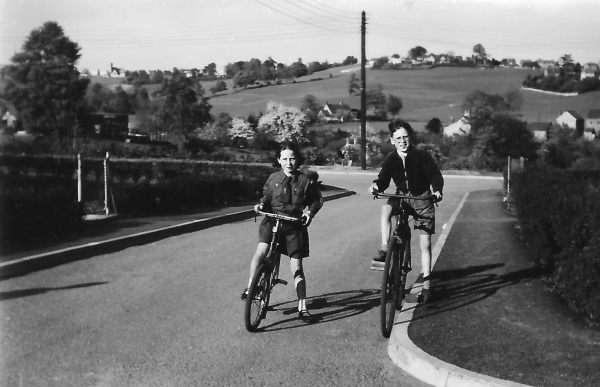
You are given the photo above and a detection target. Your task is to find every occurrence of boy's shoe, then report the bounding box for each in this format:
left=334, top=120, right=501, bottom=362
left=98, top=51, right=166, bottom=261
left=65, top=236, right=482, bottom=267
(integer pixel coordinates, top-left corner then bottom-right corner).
left=370, top=250, right=386, bottom=270
left=419, top=288, right=432, bottom=304
left=372, top=249, right=387, bottom=263
left=240, top=288, right=249, bottom=301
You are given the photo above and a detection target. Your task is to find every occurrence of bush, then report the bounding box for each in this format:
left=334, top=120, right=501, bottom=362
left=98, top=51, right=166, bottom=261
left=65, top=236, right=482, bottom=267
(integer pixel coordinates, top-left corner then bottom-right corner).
left=512, top=166, right=600, bottom=327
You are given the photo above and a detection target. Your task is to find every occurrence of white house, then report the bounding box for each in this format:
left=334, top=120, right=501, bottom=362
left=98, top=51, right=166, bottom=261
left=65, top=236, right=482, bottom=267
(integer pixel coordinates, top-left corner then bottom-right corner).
left=555, top=110, right=584, bottom=132
left=527, top=122, right=550, bottom=142
left=584, top=109, right=600, bottom=139
left=581, top=63, right=600, bottom=81
left=443, top=111, right=470, bottom=137
left=1, top=106, right=17, bottom=128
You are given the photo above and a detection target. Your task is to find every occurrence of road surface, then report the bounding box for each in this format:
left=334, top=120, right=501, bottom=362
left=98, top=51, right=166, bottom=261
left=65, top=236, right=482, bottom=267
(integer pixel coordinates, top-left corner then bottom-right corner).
left=0, top=171, right=502, bottom=386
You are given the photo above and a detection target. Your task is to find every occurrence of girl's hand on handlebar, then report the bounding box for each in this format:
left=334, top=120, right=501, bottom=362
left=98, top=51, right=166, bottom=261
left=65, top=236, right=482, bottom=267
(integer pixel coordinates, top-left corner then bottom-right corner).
left=368, top=183, right=379, bottom=195
left=432, top=191, right=443, bottom=202
left=254, top=203, right=264, bottom=213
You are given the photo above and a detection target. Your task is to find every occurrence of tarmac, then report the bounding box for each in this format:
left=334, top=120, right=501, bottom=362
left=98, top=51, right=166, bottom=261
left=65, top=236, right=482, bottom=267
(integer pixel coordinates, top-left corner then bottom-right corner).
left=1, top=185, right=598, bottom=387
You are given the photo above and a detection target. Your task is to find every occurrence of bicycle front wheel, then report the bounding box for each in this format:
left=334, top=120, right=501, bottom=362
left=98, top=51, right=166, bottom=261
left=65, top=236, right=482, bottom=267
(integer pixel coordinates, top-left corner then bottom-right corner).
left=244, top=264, right=271, bottom=332
left=380, top=239, right=402, bottom=338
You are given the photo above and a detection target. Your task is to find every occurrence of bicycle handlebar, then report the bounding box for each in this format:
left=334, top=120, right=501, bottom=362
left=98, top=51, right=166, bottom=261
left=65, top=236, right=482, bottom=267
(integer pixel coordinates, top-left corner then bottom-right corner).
left=372, top=191, right=438, bottom=202
left=256, top=210, right=302, bottom=223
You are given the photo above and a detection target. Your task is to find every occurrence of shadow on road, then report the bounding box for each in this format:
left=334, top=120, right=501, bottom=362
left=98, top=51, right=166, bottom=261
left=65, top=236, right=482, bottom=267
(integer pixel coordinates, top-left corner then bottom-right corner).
left=0, top=281, right=109, bottom=301
left=396, top=263, right=542, bottom=324
left=252, top=288, right=380, bottom=332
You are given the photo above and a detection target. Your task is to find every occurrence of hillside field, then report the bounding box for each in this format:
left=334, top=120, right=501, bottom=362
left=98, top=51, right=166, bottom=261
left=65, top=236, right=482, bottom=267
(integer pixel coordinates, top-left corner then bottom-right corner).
left=4, top=66, right=598, bottom=134
left=207, top=66, right=600, bottom=128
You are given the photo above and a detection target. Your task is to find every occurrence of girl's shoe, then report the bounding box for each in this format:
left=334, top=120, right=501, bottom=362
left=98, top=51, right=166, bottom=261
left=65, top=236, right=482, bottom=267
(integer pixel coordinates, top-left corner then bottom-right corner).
left=298, top=309, right=317, bottom=323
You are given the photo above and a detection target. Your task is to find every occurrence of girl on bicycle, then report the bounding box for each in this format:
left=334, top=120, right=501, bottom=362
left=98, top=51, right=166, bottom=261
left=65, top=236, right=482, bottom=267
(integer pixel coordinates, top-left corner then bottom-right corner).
left=241, top=141, right=323, bottom=322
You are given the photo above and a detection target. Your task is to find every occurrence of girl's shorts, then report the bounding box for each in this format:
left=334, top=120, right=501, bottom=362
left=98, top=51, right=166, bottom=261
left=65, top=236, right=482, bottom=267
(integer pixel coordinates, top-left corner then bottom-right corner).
left=258, top=217, right=309, bottom=258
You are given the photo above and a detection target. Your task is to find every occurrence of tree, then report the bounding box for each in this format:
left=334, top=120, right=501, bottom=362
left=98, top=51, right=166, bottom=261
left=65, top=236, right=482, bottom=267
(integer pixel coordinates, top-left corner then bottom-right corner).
left=202, top=63, right=217, bottom=78
left=228, top=117, right=255, bottom=146
left=473, top=43, right=487, bottom=64
left=342, top=56, right=358, bottom=65
left=366, top=84, right=387, bottom=120
left=301, top=94, right=320, bottom=124
left=386, top=94, right=403, bottom=118
left=425, top=118, right=443, bottom=135
left=210, top=80, right=227, bottom=94
left=289, top=58, right=308, bottom=78
left=504, top=89, right=523, bottom=113
left=154, top=69, right=212, bottom=139
left=257, top=102, right=308, bottom=143
left=409, top=46, right=427, bottom=60
left=371, top=56, right=389, bottom=69
left=348, top=72, right=360, bottom=95
left=463, top=90, right=509, bottom=131
left=2, top=21, right=89, bottom=151
left=232, top=71, right=256, bottom=88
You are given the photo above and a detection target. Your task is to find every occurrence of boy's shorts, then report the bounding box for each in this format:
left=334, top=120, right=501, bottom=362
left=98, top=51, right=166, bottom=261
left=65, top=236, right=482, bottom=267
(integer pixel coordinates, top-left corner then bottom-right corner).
left=258, top=217, right=309, bottom=259
left=388, top=190, right=436, bottom=234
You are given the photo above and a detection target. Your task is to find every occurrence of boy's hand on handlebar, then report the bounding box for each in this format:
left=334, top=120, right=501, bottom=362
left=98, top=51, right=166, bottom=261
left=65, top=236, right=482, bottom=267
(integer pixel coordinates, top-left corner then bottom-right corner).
left=254, top=203, right=264, bottom=213
left=432, top=191, right=443, bottom=202
left=301, top=213, right=313, bottom=226
left=368, top=183, right=379, bottom=195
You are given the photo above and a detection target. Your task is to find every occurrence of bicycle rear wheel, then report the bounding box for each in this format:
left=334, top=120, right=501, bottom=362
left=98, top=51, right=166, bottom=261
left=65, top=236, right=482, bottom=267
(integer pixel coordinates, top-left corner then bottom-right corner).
left=380, top=240, right=402, bottom=338
left=244, top=264, right=271, bottom=332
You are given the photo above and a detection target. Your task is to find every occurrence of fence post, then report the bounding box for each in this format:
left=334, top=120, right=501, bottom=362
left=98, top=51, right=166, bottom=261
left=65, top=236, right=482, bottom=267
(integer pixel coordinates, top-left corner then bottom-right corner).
left=104, top=152, right=110, bottom=215
left=77, top=153, right=82, bottom=203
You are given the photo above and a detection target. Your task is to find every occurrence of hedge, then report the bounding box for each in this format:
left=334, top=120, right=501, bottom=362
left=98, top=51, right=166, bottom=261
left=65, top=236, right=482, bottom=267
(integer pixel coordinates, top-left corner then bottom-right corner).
left=0, top=154, right=275, bottom=254
left=512, top=165, right=600, bottom=327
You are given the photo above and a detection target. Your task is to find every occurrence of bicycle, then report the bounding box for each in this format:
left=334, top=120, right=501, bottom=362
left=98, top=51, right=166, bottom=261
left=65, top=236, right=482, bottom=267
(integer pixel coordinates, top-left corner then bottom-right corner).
left=372, top=191, right=436, bottom=338
left=244, top=210, right=301, bottom=332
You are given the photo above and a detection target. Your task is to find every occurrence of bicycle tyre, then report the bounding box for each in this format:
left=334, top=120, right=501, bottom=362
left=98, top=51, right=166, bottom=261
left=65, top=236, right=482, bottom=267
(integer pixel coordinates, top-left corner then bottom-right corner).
left=244, top=264, right=271, bottom=332
left=380, top=239, right=401, bottom=338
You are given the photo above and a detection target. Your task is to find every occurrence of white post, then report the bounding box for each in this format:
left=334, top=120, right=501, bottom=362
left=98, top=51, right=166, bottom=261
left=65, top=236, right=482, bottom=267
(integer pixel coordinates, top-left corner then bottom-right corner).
left=77, top=153, right=82, bottom=203
left=104, top=152, right=110, bottom=215
left=506, top=156, right=511, bottom=197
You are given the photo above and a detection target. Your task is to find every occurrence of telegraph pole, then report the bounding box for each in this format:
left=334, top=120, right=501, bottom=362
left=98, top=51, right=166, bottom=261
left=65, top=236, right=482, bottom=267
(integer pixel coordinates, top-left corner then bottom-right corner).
left=360, top=11, right=367, bottom=170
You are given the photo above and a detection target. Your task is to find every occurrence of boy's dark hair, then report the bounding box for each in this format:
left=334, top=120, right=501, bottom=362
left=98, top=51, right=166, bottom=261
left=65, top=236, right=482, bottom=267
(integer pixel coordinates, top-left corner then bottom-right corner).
left=273, top=141, right=305, bottom=167
left=388, top=119, right=415, bottom=139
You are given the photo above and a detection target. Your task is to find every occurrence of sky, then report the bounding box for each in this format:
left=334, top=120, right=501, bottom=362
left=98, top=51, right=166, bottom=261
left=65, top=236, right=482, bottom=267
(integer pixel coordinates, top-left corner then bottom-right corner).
left=1, top=0, right=599, bottom=74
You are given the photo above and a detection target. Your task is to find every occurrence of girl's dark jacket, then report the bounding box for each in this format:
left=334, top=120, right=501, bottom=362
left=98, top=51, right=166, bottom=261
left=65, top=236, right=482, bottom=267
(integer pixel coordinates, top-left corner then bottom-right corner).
left=260, top=170, right=323, bottom=218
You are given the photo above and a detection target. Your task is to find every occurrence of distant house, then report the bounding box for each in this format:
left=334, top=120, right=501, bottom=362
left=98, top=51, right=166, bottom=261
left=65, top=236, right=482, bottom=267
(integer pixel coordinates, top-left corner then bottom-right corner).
left=443, top=111, right=470, bottom=137
left=1, top=103, right=17, bottom=129
left=422, top=54, right=436, bottom=64
left=501, top=58, right=517, bottom=67
left=537, top=59, right=557, bottom=69
left=580, top=63, right=600, bottom=80
left=318, top=102, right=353, bottom=123
left=527, top=122, right=551, bottom=142
left=555, top=110, right=585, bottom=135
left=583, top=127, right=597, bottom=141
left=389, top=55, right=402, bottom=65
left=544, top=65, right=559, bottom=78
left=585, top=109, right=600, bottom=139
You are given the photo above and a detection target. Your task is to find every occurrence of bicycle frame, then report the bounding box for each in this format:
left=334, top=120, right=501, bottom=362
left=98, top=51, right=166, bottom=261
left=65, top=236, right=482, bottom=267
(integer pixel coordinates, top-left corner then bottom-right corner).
left=373, top=191, right=434, bottom=337
left=244, top=210, right=301, bottom=332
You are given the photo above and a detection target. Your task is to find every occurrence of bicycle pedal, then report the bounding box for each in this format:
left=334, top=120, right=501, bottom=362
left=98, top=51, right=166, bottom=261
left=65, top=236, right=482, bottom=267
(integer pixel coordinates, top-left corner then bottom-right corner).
left=274, top=279, right=288, bottom=285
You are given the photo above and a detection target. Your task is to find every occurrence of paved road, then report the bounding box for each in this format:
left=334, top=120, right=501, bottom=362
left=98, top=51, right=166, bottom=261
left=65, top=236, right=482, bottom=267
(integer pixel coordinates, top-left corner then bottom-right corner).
left=0, top=171, right=502, bottom=386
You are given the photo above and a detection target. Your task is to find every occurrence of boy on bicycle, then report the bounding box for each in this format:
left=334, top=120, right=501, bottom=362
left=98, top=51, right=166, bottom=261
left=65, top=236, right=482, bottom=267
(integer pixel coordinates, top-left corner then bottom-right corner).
left=242, top=141, right=323, bottom=322
left=368, top=119, right=443, bottom=303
